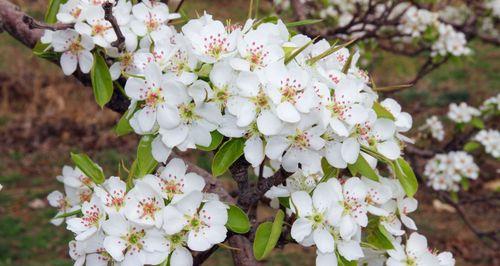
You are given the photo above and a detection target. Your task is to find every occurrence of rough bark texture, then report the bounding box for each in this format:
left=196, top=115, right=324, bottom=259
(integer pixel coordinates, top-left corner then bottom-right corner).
left=0, top=0, right=43, bottom=48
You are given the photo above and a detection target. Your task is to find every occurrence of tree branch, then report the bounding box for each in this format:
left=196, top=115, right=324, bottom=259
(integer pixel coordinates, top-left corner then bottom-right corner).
left=0, top=1, right=252, bottom=263
left=102, top=2, right=125, bottom=51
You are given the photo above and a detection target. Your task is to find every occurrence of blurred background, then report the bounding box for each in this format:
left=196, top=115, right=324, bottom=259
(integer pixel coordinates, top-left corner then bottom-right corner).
left=0, top=0, right=498, bottom=265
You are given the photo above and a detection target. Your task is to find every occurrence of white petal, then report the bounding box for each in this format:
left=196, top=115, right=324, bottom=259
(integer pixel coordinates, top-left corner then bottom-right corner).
left=257, top=110, right=282, bottom=136
left=313, top=229, right=335, bottom=253
left=290, top=191, right=313, bottom=217
left=290, top=217, right=312, bottom=242
left=337, top=240, right=364, bottom=261
left=341, top=138, right=360, bottom=164
left=244, top=137, right=265, bottom=167
left=276, top=102, right=300, bottom=123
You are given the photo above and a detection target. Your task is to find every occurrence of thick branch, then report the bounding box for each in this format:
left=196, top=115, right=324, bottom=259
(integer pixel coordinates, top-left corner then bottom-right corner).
left=0, top=0, right=43, bottom=48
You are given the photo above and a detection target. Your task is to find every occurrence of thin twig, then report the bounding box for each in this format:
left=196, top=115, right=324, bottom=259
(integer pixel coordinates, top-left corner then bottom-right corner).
left=175, top=0, right=186, bottom=13
left=102, top=2, right=125, bottom=51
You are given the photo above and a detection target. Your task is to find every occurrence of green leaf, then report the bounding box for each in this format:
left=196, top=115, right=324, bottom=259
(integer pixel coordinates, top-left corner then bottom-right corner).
left=114, top=107, right=136, bottom=136
left=278, top=197, right=290, bottom=209
left=211, top=138, right=245, bottom=177
left=284, top=37, right=316, bottom=65
left=365, top=217, right=394, bottom=250
left=463, top=141, right=481, bottom=152
left=285, top=19, right=323, bottom=28
left=253, top=210, right=285, bottom=260
left=226, top=205, right=251, bottom=234
left=45, top=0, right=67, bottom=23
left=54, top=209, right=81, bottom=219
left=321, top=158, right=338, bottom=181
left=70, top=153, right=105, bottom=184
left=341, top=50, right=355, bottom=74
left=470, top=117, right=484, bottom=129
left=197, top=63, right=213, bottom=78
left=337, top=251, right=357, bottom=266
left=392, top=158, right=418, bottom=197
left=32, top=42, right=59, bottom=60
left=136, top=135, right=158, bottom=177
left=373, top=102, right=395, bottom=121
left=460, top=177, right=470, bottom=191
left=196, top=131, right=224, bottom=151
left=91, top=53, right=113, bottom=108
left=348, top=155, right=379, bottom=181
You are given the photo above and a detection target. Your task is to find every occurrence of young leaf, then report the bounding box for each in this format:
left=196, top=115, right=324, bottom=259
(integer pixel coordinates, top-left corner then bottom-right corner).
left=226, top=205, right=251, bottom=234
left=460, top=177, right=470, bottom=191
left=470, top=117, right=485, bottom=129
left=348, top=155, right=379, bottom=181
left=284, top=37, right=316, bottom=65
left=278, top=197, right=290, bottom=209
left=211, top=138, right=245, bottom=177
left=136, top=135, right=158, bottom=177
left=392, top=158, right=418, bottom=197
left=373, top=101, right=395, bottom=121
left=91, top=53, right=114, bottom=108
left=341, top=50, right=355, bottom=74
left=365, top=217, right=394, bottom=250
left=32, top=42, right=59, bottom=60
left=196, top=131, right=224, bottom=151
left=285, top=19, right=323, bottom=28
left=70, top=153, right=105, bottom=184
left=337, top=251, right=357, bottom=266
left=463, top=141, right=481, bottom=152
left=45, top=0, right=68, bottom=23
left=253, top=209, right=285, bottom=260
left=54, top=209, right=82, bottom=219
left=321, top=158, right=338, bottom=181
left=114, top=107, right=136, bottom=136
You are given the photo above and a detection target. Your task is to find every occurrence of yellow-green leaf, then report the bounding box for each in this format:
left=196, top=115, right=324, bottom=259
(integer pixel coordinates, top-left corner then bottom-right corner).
left=373, top=102, right=395, bottom=121
left=253, top=210, right=285, bottom=260
left=226, top=205, right=251, bottom=234
left=70, top=152, right=105, bottom=184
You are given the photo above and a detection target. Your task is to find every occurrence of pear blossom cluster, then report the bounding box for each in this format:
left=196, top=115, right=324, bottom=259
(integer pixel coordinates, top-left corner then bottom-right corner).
left=263, top=168, right=455, bottom=265
left=41, top=0, right=415, bottom=174
left=48, top=159, right=229, bottom=266
left=275, top=1, right=474, bottom=58
left=397, top=6, right=471, bottom=57
left=474, top=129, right=500, bottom=158
left=38, top=0, right=463, bottom=265
left=424, top=151, right=479, bottom=192
left=480, top=93, right=500, bottom=112
left=447, top=102, right=480, bottom=123
left=420, top=116, right=445, bottom=142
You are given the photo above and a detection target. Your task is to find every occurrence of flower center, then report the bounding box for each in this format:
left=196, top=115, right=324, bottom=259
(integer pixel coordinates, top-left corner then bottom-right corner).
left=82, top=205, right=101, bottom=227
left=280, top=78, right=301, bottom=103
left=69, top=41, right=83, bottom=54
left=145, top=89, right=164, bottom=108
left=251, top=89, right=269, bottom=110
left=288, top=129, right=310, bottom=149
left=203, top=33, right=229, bottom=59
left=178, top=102, right=200, bottom=124
left=92, top=23, right=110, bottom=36
left=138, top=199, right=159, bottom=220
